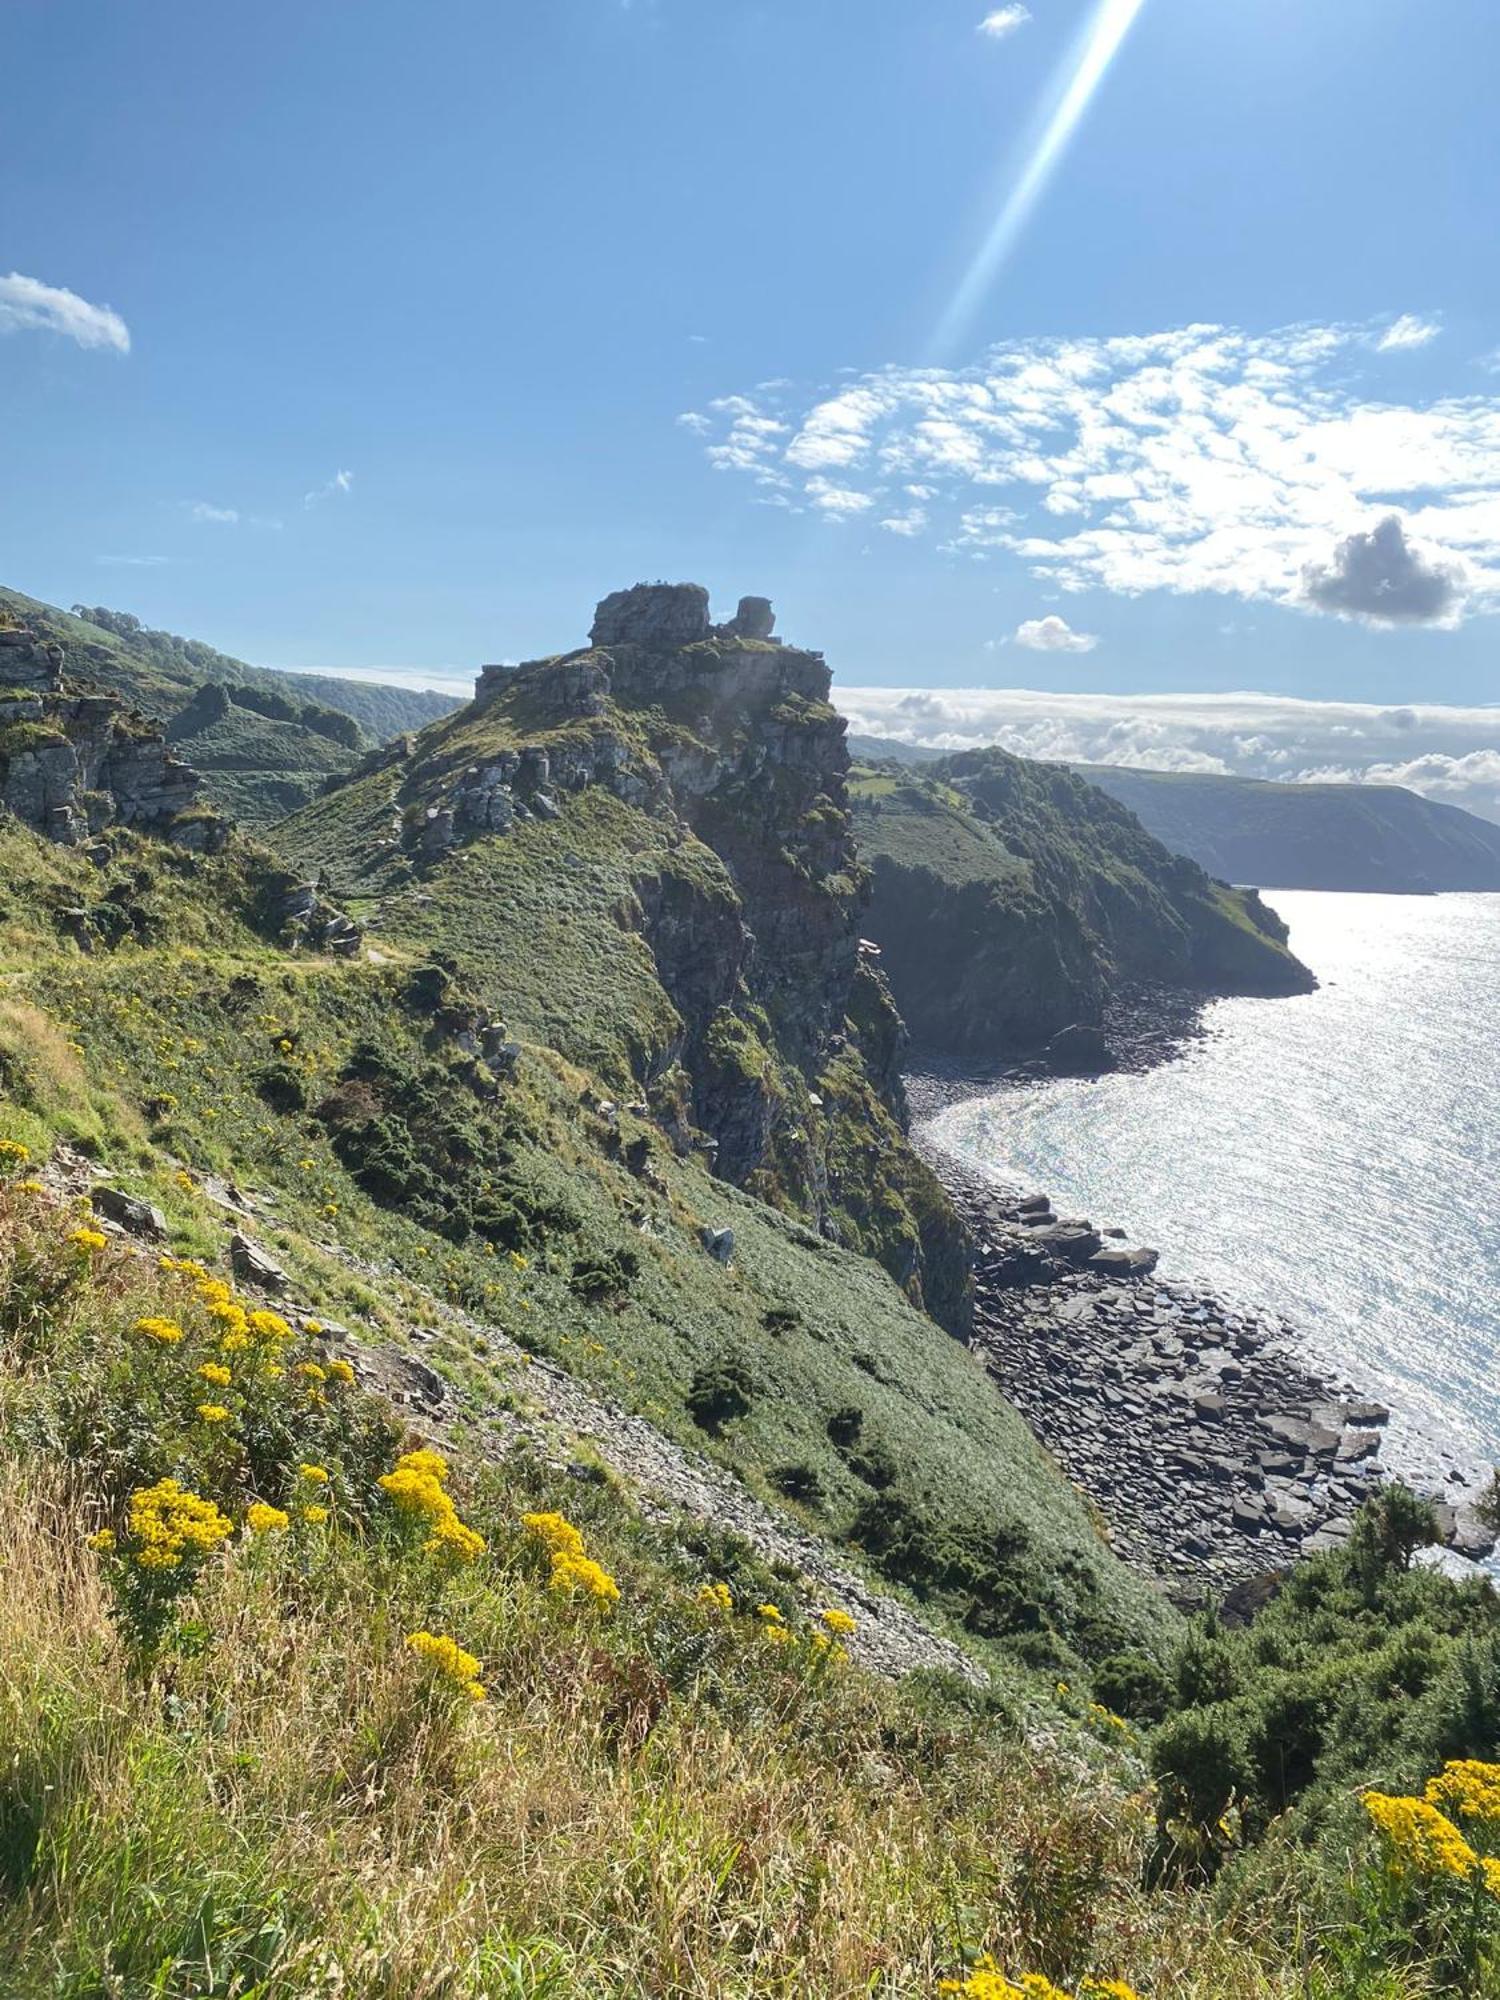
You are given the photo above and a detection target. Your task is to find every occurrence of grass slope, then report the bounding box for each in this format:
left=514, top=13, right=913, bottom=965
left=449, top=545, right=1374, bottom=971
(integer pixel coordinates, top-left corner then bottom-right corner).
left=0, top=819, right=1160, bottom=1677
left=1068, top=763, right=1500, bottom=893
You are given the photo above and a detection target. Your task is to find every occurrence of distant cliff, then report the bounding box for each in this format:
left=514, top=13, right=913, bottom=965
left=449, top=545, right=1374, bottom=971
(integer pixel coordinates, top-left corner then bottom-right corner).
left=852, top=749, right=1313, bottom=1064
left=1066, top=763, right=1500, bottom=893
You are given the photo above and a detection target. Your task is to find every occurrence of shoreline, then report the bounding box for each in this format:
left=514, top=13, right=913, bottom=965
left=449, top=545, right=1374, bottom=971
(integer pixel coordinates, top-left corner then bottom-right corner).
left=908, top=994, right=1495, bottom=1597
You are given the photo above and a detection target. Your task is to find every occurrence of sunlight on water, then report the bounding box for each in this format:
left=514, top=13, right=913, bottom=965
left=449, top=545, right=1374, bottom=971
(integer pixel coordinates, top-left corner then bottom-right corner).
left=932, top=892, right=1500, bottom=1479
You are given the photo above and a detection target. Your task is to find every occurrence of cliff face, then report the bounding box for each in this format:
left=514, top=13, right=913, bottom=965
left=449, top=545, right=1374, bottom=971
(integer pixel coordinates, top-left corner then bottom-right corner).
left=853, top=751, right=1314, bottom=1064
left=274, top=585, right=970, bottom=1332
left=0, top=619, right=222, bottom=852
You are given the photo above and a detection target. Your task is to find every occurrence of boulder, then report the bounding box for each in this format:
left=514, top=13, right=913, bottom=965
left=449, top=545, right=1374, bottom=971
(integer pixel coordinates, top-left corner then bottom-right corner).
left=91, top=1184, right=167, bottom=1240
left=1087, top=1245, right=1160, bottom=1279
left=230, top=1232, right=289, bottom=1294
left=700, top=1226, right=735, bottom=1266
left=729, top=595, right=776, bottom=641
left=591, top=583, right=712, bottom=651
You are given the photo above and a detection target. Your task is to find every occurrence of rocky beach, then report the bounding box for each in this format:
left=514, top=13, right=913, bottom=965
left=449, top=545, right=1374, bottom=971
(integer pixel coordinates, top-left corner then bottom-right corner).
left=910, top=1058, right=1497, bottom=1598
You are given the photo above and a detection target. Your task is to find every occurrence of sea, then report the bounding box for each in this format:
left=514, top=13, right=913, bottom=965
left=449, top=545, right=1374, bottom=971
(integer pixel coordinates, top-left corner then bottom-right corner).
left=927, top=890, right=1500, bottom=1493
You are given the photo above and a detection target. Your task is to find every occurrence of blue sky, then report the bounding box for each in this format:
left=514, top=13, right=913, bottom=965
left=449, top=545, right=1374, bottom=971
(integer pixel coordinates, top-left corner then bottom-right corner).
left=4, top=0, right=1500, bottom=747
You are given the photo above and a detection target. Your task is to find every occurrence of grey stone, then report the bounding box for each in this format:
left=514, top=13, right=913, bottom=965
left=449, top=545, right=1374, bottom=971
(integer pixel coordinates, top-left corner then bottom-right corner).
left=729, top=595, right=776, bottom=641
left=90, top=1185, right=167, bottom=1240
left=591, top=582, right=712, bottom=650
left=700, top=1226, right=735, bottom=1265
left=230, top=1233, right=289, bottom=1294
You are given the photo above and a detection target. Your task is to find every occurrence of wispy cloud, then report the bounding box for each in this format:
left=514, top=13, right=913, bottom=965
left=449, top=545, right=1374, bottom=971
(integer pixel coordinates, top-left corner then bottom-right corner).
left=0, top=271, right=130, bottom=352
left=98, top=555, right=170, bottom=567
left=190, top=502, right=240, bottom=525
left=835, top=685, right=1500, bottom=824
left=1376, top=313, right=1441, bottom=353
left=304, top=468, right=354, bottom=508
left=977, top=5, right=1031, bottom=38
left=686, top=316, right=1500, bottom=628
left=1015, top=613, right=1098, bottom=652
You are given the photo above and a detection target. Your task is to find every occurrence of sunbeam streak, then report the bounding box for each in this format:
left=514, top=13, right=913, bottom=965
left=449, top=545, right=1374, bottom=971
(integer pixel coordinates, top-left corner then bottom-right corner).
left=934, top=0, right=1150, bottom=356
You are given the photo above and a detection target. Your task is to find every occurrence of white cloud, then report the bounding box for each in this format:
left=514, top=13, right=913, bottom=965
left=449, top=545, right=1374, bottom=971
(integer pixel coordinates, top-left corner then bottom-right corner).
left=977, top=5, right=1031, bottom=38
left=190, top=502, right=240, bottom=525
left=806, top=475, right=874, bottom=516
left=98, top=554, right=170, bottom=567
left=835, top=684, right=1500, bottom=824
left=1377, top=313, right=1441, bottom=353
left=304, top=468, right=355, bottom=508
left=0, top=271, right=130, bottom=352
left=1015, top=613, right=1098, bottom=652
left=688, top=316, right=1500, bottom=627
left=880, top=506, right=929, bottom=537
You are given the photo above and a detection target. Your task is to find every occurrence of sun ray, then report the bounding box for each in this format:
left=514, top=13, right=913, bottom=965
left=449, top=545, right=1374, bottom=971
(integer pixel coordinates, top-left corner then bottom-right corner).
left=934, top=0, right=1150, bottom=357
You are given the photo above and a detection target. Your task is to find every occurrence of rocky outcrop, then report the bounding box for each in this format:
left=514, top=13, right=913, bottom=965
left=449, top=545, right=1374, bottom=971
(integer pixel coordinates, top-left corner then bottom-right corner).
left=590, top=582, right=711, bottom=650
left=0, top=619, right=223, bottom=850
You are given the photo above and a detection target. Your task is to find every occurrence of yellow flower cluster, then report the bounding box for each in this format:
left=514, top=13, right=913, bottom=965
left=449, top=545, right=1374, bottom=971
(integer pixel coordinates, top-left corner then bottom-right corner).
left=196, top=1403, right=231, bottom=1425
left=246, top=1501, right=290, bottom=1534
left=819, top=1606, right=857, bottom=1636
left=696, top=1580, right=733, bottom=1614
left=70, top=1226, right=108, bottom=1254
left=407, top=1628, right=487, bottom=1701
left=197, top=1361, right=232, bottom=1388
left=124, top=1478, right=234, bottom=1572
left=1363, top=1791, right=1488, bottom=1885
left=523, top=1511, right=621, bottom=1604
left=379, top=1449, right=486, bottom=1564
left=135, top=1315, right=185, bottom=1346
left=757, top=1602, right=795, bottom=1648
left=1087, top=1702, right=1130, bottom=1735
left=1426, top=1759, right=1500, bottom=1826
left=0, top=1138, right=31, bottom=1170
left=940, top=1965, right=1139, bottom=2000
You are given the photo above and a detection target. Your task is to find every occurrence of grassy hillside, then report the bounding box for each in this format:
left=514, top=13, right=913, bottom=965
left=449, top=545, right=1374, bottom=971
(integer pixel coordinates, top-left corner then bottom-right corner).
left=851, top=753, right=1313, bottom=1062
left=0, top=819, right=1158, bottom=1675
left=0, top=587, right=459, bottom=824
left=1068, top=763, right=1500, bottom=893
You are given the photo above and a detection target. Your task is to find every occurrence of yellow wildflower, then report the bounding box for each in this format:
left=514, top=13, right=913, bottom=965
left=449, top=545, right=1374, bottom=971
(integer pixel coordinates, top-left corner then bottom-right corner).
left=87, top=1527, right=116, bottom=1552
left=1426, top=1760, right=1500, bottom=1827
left=298, top=1463, right=330, bottom=1484
left=196, top=1403, right=231, bottom=1425
left=379, top=1450, right=485, bottom=1564
left=326, top=1357, right=355, bottom=1385
left=938, top=1963, right=1074, bottom=2000
left=249, top=1309, right=292, bottom=1343
left=548, top=1549, right=620, bottom=1603
left=696, top=1580, right=733, bottom=1614
left=819, top=1607, right=857, bottom=1635
left=125, top=1478, right=233, bottom=1572
left=16, top=1179, right=45, bottom=1195
left=245, top=1501, right=290, bottom=1534
left=303, top=1319, right=324, bottom=1336
left=294, top=1361, right=326, bottom=1382
left=406, top=1628, right=486, bottom=1701
left=69, top=1227, right=108, bottom=1254
left=756, top=1603, right=784, bottom=1623
left=221, top=1330, right=251, bottom=1353
left=134, top=1315, right=184, bottom=1346
left=301, top=1504, right=330, bottom=1525
left=197, top=1362, right=232, bottom=1388
left=522, top=1510, right=585, bottom=1557
left=0, top=1138, right=32, bottom=1168
left=1363, top=1792, right=1478, bottom=1880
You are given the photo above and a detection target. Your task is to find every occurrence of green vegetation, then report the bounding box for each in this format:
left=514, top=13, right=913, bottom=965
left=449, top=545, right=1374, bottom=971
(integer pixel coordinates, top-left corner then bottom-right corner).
left=1067, top=762, right=1500, bottom=894
left=852, top=752, right=1313, bottom=1061
left=0, top=586, right=460, bottom=825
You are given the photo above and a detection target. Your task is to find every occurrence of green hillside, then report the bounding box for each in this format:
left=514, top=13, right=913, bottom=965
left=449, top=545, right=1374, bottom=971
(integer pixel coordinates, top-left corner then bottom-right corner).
left=4, top=588, right=1500, bottom=1997
left=852, top=751, right=1313, bottom=1061
left=1068, top=762, right=1500, bottom=892
left=0, top=587, right=459, bottom=824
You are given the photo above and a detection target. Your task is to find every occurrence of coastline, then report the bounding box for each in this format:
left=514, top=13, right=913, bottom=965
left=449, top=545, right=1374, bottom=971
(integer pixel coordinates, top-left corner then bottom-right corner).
left=908, top=993, right=1496, bottom=1599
